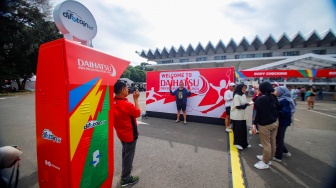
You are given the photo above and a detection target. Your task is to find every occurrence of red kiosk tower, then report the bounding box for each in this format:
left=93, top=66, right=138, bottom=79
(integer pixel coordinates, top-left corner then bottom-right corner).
left=35, top=1, right=129, bottom=187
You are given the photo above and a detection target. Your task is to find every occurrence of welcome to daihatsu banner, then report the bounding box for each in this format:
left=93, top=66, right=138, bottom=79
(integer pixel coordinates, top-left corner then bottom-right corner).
left=146, top=67, right=234, bottom=118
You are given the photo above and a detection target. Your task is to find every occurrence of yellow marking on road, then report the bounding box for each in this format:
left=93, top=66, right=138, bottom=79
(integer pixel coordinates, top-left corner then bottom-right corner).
left=229, top=132, right=246, bottom=188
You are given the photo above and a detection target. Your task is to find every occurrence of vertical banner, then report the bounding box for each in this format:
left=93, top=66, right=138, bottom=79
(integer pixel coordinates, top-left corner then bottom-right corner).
left=146, top=67, right=234, bottom=119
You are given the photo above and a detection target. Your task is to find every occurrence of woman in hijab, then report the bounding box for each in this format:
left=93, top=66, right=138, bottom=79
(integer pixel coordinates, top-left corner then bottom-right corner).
left=230, top=84, right=251, bottom=150
left=253, top=81, right=279, bottom=169
left=273, top=86, right=296, bottom=162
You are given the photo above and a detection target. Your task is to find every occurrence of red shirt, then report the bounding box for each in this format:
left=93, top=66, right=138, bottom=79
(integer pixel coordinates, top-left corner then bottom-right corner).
left=113, top=97, right=141, bottom=142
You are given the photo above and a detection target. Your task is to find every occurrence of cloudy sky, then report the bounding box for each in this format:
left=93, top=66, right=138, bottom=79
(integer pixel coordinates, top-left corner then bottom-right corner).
left=52, top=0, right=336, bottom=66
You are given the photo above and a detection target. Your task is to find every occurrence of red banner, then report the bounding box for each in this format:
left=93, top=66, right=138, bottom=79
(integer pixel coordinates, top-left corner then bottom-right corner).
left=146, top=67, right=235, bottom=118
left=315, top=69, right=336, bottom=78
left=239, top=70, right=304, bottom=77
left=238, top=69, right=336, bottom=78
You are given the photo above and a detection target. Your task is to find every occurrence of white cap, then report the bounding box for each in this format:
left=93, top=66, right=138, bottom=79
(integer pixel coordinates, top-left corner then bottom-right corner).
left=229, top=83, right=236, bottom=86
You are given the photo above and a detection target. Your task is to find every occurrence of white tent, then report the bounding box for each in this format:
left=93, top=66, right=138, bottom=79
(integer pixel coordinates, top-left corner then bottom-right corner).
left=11, top=75, right=36, bottom=91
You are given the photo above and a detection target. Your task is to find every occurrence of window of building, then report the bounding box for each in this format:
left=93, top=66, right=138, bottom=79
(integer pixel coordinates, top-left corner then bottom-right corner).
left=196, top=57, right=207, bottom=62
left=241, top=54, right=255, bottom=59
left=214, top=56, right=226, bottom=60
left=283, top=51, right=299, bottom=56
left=235, top=55, right=240, bottom=59
left=263, top=52, right=272, bottom=57
left=160, top=60, right=173, bottom=64
left=255, top=53, right=262, bottom=58
left=180, top=58, right=189, bottom=63
left=312, top=49, right=326, bottom=55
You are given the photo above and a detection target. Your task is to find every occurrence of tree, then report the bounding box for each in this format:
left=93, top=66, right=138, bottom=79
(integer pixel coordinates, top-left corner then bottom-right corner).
left=0, top=0, right=61, bottom=91
left=121, top=63, right=149, bottom=82
left=121, top=68, right=131, bottom=79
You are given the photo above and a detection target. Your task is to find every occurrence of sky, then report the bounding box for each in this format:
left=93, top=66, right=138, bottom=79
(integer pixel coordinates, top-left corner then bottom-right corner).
left=52, top=0, right=336, bottom=66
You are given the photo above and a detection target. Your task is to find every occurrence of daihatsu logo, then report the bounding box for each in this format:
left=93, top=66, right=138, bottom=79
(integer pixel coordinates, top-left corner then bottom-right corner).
left=78, top=59, right=116, bottom=77
left=63, top=10, right=94, bottom=30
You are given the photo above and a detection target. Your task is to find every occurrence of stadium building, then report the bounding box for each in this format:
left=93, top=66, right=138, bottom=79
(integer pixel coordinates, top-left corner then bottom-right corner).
left=136, top=29, right=336, bottom=91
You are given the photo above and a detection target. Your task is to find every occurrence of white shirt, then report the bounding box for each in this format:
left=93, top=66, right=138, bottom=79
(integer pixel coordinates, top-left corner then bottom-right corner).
left=230, top=94, right=248, bottom=120
left=224, top=90, right=234, bottom=107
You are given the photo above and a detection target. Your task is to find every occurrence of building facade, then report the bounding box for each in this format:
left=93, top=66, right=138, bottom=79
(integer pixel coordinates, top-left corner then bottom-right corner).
left=137, top=30, right=336, bottom=71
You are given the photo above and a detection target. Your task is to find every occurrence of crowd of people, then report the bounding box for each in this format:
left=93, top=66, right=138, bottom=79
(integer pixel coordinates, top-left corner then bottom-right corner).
left=111, top=79, right=320, bottom=187
left=225, top=81, right=298, bottom=170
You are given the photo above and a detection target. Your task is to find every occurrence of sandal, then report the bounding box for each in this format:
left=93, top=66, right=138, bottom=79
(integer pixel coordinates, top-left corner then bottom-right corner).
left=175, top=120, right=180, bottom=123
left=183, top=122, right=187, bottom=125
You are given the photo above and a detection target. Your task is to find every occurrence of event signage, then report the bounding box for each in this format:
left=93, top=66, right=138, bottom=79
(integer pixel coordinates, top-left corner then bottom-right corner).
left=237, top=69, right=336, bottom=78
left=146, top=67, right=234, bottom=119
left=36, top=39, right=129, bottom=188
left=315, top=69, right=336, bottom=78
left=53, top=0, right=97, bottom=41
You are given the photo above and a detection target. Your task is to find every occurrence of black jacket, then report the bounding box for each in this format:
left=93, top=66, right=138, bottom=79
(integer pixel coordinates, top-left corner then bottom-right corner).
left=254, top=94, right=279, bottom=126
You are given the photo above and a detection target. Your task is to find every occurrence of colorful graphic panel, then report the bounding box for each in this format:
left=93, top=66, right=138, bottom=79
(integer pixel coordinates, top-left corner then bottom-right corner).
left=36, top=39, right=129, bottom=188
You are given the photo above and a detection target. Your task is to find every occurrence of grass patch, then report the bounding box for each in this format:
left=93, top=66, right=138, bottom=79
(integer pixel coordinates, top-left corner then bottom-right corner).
left=0, top=90, right=34, bottom=96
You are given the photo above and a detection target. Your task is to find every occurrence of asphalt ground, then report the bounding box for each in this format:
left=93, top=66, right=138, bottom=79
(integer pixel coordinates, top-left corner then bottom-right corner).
left=0, top=92, right=336, bottom=188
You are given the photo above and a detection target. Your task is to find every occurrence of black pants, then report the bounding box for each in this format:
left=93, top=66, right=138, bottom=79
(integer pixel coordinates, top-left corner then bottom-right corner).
left=301, top=93, right=305, bottom=101
left=275, top=125, right=289, bottom=159
left=232, top=120, right=248, bottom=149
left=121, top=140, right=137, bottom=180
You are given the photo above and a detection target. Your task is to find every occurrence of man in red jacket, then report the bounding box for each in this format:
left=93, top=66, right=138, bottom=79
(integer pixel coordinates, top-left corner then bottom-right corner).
left=113, top=81, right=141, bottom=187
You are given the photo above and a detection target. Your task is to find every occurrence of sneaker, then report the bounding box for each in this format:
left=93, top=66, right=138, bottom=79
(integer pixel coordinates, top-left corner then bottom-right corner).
left=234, top=145, right=243, bottom=150
left=254, top=160, right=270, bottom=169
left=225, top=128, right=232, bottom=132
left=247, top=145, right=251, bottom=148
left=229, top=123, right=233, bottom=128
left=283, top=152, right=292, bottom=157
left=259, top=144, right=263, bottom=148
left=256, top=155, right=272, bottom=165
left=120, top=176, right=139, bottom=187
left=273, top=157, right=282, bottom=162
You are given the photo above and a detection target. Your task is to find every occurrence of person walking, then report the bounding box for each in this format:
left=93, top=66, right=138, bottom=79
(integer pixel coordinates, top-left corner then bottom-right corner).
left=170, top=81, right=191, bottom=124
left=306, top=87, right=317, bottom=110
left=113, top=81, right=141, bottom=187
left=230, top=84, right=251, bottom=150
left=290, top=86, right=299, bottom=106
left=300, top=87, right=306, bottom=101
left=224, top=83, right=235, bottom=132
left=273, top=86, right=296, bottom=162
left=253, top=81, right=279, bottom=169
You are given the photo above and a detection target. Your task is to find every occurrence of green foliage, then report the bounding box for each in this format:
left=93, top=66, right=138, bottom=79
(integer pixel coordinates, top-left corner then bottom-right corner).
left=0, top=0, right=61, bottom=90
left=121, top=62, right=151, bottom=82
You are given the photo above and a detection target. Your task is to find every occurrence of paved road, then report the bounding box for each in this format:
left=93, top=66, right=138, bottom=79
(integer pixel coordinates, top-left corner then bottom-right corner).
left=0, top=93, right=335, bottom=188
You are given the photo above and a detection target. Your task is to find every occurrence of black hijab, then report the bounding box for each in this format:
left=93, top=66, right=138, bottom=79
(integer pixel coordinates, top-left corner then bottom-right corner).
left=233, top=84, right=246, bottom=97
left=259, top=81, right=274, bottom=95
left=258, top=81, right=278, bottom=109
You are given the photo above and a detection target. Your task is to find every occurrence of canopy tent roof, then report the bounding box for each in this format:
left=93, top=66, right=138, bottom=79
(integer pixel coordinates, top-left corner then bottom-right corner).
left=246, top=53, right=336, bottom=70
left=146, top=53, right=336, bottom=71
